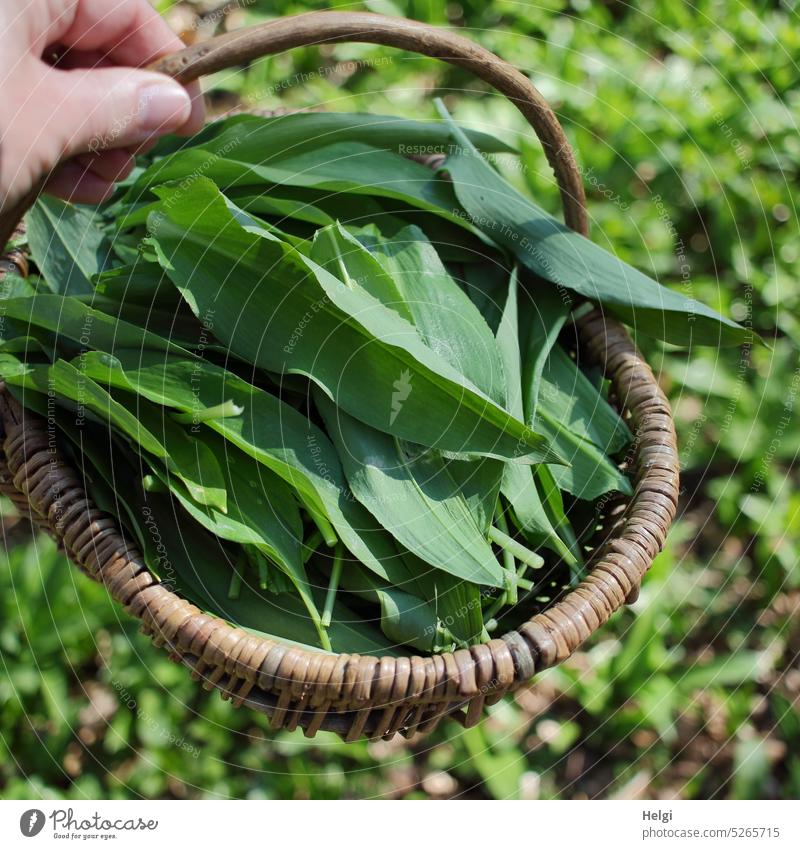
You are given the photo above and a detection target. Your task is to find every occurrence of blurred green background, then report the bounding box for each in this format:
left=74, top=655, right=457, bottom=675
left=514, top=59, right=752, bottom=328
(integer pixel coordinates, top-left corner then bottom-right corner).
left=1, top=0, right=798, bottom=799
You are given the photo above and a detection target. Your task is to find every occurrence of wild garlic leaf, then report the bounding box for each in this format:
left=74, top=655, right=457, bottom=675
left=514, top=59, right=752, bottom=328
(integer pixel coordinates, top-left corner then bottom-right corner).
left=318, top=222, right=508, bottom=531
left=539, top=345, right=632, bottom=456
left=337, top=564, right=441, bottom=652
left=144, top=434, right=329, bottom=648
left=74, top=347, right=403, bottom=578
left=129, top=142, right=470, bottom=226
left=0, top=355, right=228, bottom=512
left=357, top=223, right=507, bottom=407
left=1, top=294, right=187, bottom=356
left=437, top=103, right=749, bottom=347
left=310, top=221, right=411, bottom=318
left=398, top=552, right=486, bottom=646
left=93, top=260, right=179, bottom=307
left=133, top=110, right=514, bottom=189
left=317, top=391, right=506, bottom=589
left=53, top=414, right=393, bottom=654
left=147, top=177, right=562, bottom=464
left=495, top=269, right=575, bottom=560
left=26, top=196, right=112, bottom=296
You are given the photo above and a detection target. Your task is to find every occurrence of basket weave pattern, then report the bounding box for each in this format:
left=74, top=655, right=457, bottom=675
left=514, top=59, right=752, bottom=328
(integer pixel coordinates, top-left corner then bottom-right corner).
left=0, top=11, right=679, bottom=740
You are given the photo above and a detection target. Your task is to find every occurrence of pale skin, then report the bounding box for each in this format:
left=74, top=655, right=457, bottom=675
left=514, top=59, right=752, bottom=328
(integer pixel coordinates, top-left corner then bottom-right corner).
left=0, top=0, right=205, bottom=211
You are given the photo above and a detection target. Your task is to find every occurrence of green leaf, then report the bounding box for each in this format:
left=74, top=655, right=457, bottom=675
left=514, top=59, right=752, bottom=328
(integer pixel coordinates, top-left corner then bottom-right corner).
left=495, top=269, right=574, bottom=560
left=358, top=223, right=507, bottom=406
left=310, top=221, right=411, bottom=317
left=399, top=552, right=486, bottom=646
left=539, top=345, right=631, bottom=456
left=336, top=563, right=440, bottom=652
left=147, top=177, right=561, bottom=464
left=93, top=260, right=179, bottom=307
left=1, top=294, right=187, bottom=357
left=57, top=418, right=393, bottom=654
left=0, top=355, right=228, bottom=512
left=131, top=110, right=514, bottom=193
left=25, top=197, right=112, bottom=295
left=437, top=103, right=749, bottom=347
left=317, top=392, right=505, bottom=589
left=534, top=390, right=632, bottom=500
left=518, top=278, right=571, bottom=421
left=131, top=141, right=472, bottom=227
left=144, top=432, right=329, bottom=648
left=188, top=109, right=513, bottom=154
left=313, top=221, right=507, bottom=530
left=73, top=347, right=403, bottom=579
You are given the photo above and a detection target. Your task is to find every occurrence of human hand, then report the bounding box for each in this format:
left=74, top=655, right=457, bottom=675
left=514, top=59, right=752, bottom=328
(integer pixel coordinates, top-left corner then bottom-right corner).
left=0, top=0, right=204, bottom=210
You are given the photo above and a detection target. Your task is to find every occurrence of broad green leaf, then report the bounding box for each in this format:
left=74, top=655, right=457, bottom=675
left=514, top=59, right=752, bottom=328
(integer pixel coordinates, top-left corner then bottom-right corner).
left=535, top=402, right=632, bottom=500
left=133, top=110, right=514, bottom=191
left=444, top=456, right=502, bottom=535
left=519, top=278, right=571, bottom=420
left=437, top=103, right=749, bottom=346
left=310, top=221, right=411, bottom=318
left=186, top=109, right=513, bottom=153
left=0, top=272, right=38, bottom=299
left=93, top=261, right=179, bottom=307
left=1, top=294, right=187, bottom=356
left=66, top=419, right=393, bottom=654
left=130, top=142, right=472, bottom=227
left=495, top=269, right=574, bottom=560
left=147, top=178, right=561, bottom=464
left=357, top=223, right=507, bottom=406
left=399, top=552, right=485, bottom=646
left=73, top=347, right=405, bottom=579
left=314, top=222, right=506, bottom=530
left=144, top=433, right=329, bottom=647
left=317, top=392, right=505, bottom=589
left=539, top=345, right=631, bottom=456
left=0, top=355, right=228, bottom=512
left=337, top=563, right=440, bottom=652
left=26, top=197, right=112, bottom=295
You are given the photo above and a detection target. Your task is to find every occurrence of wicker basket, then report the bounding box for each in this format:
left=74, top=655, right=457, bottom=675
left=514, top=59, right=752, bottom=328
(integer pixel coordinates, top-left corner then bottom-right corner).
left=0, top=11, right=679, bottom=741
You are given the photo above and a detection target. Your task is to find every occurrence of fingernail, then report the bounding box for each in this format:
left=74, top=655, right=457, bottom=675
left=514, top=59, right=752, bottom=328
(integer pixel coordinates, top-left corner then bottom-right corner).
left=138, top=82, right=192, bottom=134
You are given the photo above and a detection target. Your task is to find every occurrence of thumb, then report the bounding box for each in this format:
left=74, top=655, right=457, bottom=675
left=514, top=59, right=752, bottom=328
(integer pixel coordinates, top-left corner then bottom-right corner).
left=47, top=66, right=192, bottom=158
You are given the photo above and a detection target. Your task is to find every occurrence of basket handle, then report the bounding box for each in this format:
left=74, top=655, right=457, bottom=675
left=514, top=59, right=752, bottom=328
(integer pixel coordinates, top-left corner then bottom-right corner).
left=0, top=10, right=586, bottom=248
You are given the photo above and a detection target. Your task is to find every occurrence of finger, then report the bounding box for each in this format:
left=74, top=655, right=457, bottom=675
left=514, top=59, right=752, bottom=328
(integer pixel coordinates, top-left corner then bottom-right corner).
left=42, top=0, right=189, bottom=66
left=74, top=149, right=135, bottom=183
left=55, top=48, right=204, bottom=138
left=42, top=0, right=206, bottom=133
left=45, top=161, right=115, bottom=205
left=43, top=64, right=192, bottom=158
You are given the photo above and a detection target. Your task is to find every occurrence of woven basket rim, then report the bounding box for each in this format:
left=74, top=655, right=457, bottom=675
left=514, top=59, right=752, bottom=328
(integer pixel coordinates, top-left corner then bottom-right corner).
left=0, top=11, right=679, bottom=740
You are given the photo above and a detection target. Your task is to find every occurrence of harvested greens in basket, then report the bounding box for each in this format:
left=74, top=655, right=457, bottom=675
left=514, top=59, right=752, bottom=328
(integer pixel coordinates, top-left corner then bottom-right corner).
left=0, top=107, right=747, bottom=654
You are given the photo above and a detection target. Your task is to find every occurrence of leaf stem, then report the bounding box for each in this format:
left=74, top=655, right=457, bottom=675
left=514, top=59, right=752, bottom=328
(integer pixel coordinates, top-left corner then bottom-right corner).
left=227, top=566, right=242, bottom=600
left=321, top=544, right=344, bottom=629
left=302, top=529, right=324, bottom=563
left=304, top=501, right=338, bottom=547
left=488, top=525, right=545, bottom=571
left=258, top=555, right=268, bottom=590
left=495, top=510, right=518, bottom=605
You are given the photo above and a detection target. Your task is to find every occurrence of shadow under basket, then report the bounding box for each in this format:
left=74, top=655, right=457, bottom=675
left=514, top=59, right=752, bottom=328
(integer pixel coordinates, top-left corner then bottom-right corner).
left=0, top=10, right=680, bottom=741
